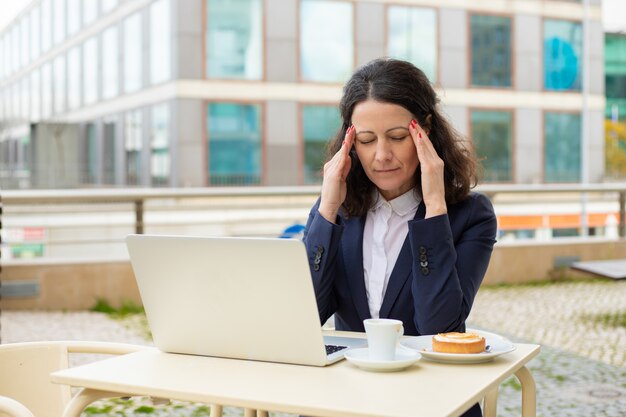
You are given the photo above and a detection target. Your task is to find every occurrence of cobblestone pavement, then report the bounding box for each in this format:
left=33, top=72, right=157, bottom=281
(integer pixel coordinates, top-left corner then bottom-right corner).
left=1, top=279, right=625, bottom=417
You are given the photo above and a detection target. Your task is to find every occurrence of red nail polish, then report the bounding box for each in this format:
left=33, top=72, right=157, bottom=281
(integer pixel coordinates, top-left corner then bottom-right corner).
left=411, top=119, right=416, bottom=127
left=418, top=132, right=422, bottom=139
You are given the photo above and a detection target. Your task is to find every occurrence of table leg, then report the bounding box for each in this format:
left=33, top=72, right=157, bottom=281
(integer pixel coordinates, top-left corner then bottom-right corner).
left=257, top=410, right=269, bottom=417
left=62, top=388, right=126, bottom=417
left=515, top=366, right=537, bottom=417
left=244, top=408, right=256, bottom=417
left=211, top=404, right=223, bottom=417
left=483, top=387, right=498, bottom=417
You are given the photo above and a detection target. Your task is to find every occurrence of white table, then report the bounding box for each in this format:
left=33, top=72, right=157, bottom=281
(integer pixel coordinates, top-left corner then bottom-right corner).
left=51, top=333, right=540, bottom=417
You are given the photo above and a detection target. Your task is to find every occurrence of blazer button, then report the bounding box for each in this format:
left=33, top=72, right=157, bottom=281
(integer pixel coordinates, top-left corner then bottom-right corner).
left=420, top=261, right=428, bottom=268
left=313, top=264, right=320, bottom=271
left=419, top=246, right=427, bottom=255
left=317, top=245, right=325, bottom=254
left=314, top=257, right=321, bottom=265
left=419, top=254, right=427, bottom=262
left=421, top=267, right=430, bottom=275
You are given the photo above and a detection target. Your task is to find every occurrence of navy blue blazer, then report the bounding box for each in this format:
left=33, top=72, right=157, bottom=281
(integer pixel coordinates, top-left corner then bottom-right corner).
left=303, top=192, right=497, bottom=336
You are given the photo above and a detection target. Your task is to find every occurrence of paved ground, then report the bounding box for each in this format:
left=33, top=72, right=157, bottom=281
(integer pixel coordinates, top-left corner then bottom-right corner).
left=1, top=279, right=625, bottom=417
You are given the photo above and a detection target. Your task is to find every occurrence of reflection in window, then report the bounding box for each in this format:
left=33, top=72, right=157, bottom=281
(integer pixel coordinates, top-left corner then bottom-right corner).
left=300, top=0, right=353, bottom=82
left=53, top=0, right=66, bottom=45
left=303, top=105, right=340, bottom=184
left=545, top=112, right=581, bottom=182
left=150, top=0, right=171, bottom=84
left=30, top=6, right=40, bottom=61
left=83, top=37, right=98, bottom=104
left=67, top=0, right=80, bottom=35
left=208, top=103, right=261, bottom=185
left=151, top=103, right=170, bottom=186
left=206, top=0, right=262, bottom=79
left=84, top=123, right=98, bottom=184
left=471, top=110, right=513, bottom=182
left=544, top=19, right=582, bottom=91
left=124, top=13, right=143, bottom=93
left=67, top=46, right=81, bottom=109
left=387, top=6, right=437, bottom=83
left=125, top=110, right=143, bottom=185
left=471, top=14, right=511, bottom=87
left=41, top=63, right=52, bottom=119
left=41, top=0, right=51, bottom=52
left=102, top=26, right=119, bottom=99
left=103, top=117, right=117, bottom=185
left=53, top=55, right=66, bottom=113
left=31, top=69, right=40, bottom=121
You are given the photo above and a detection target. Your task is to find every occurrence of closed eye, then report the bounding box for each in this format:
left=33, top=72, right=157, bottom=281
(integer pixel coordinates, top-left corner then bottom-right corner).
left=390, top=135, right=410, bottom=141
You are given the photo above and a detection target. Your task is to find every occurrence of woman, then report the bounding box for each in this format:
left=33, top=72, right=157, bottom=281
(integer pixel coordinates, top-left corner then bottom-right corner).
left=303, top=57, right=496, bottom=416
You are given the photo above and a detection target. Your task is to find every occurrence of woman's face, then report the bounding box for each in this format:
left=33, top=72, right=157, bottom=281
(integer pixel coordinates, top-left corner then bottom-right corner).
left=351, top=99, right=419, bottom=201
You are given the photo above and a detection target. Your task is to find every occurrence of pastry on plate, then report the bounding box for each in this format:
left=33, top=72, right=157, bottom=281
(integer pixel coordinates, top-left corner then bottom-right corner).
left=432, top=332, right=486, bottom=354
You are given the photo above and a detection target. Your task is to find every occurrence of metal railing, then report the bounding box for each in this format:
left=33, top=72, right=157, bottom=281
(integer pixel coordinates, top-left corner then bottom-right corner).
left=1, top=184, right=625, bottom=262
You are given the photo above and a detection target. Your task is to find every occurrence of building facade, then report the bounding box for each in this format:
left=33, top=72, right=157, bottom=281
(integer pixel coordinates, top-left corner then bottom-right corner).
left=0, top=0, right=606, bottom=189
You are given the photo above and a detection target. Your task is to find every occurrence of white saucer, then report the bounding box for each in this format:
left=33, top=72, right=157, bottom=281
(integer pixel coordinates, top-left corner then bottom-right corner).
left=344, top=348, right=421, bottom=372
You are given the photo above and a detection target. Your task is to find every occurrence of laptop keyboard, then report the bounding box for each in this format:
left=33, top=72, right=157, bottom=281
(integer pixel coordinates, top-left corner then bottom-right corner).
left=325, top=344, right=348, bottom=355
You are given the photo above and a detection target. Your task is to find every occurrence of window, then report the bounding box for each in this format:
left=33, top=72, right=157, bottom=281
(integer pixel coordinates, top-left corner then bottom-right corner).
left=102, top=26, right=119, bottom=99
left=125, top=109, right=143, bottom=185
left=387, top=6, right=437, bottom=83
left=1, top=35, right=6, bottom=79
left=102, top=0, right=119, bottom=13
left=303, top=105, right=340, bottom=184
left=21, top=78, right=29, bottom=119
left=67, top=46, right=81, bottom=109
left=471, top=14, right=512, bottom=87
left=83, top=0, right=98, bottom=26
left=103, top=117, right=117, bottom=185
left=544, top=112, right=581, bottom=182
left=83, top=37, right=99, bottom=104
left=207, top=103, right=262, bottom=185
left=67, top=0, right=81, bottom=35
left=41, top=63, right=52, bottom=119
left=300, top=0, right=353, bottom=82
left=12, top=25, right=19, bottom=73
left=53, top=0, right=66, bottom=45
left=124, top=13, right=143, bottom=93
left=471, top=110, right=513, bottom=182
left=53, top=55, right=66, bottom=113
left=151, top=103, right=170, bottom=186
left=20, top=16, right=30, bottom=67
left=31, top=68, right=40, bottom=121
left=41, top=0, right=51, bottom=52
left=30, top=6, right=40, bottom=61
left=544, top=19, right=582, bottom=91
left=206, top=0, right=262, bottom=79
left=84, top=123, right=98, bottom=184
left=150, top=0, right=171, bottom=84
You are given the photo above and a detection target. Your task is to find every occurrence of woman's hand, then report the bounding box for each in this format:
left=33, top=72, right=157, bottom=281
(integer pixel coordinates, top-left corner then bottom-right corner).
left=318, top=126, right=355, bottom=223
left=409, top=119, right=447, bottom=219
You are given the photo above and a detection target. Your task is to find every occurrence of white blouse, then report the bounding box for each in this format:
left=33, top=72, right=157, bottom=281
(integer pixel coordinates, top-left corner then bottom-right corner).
left=363, top=190, right=421, bottom=319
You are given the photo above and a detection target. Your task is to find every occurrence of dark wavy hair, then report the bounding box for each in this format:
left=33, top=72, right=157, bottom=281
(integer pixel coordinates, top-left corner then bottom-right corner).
left=326, top=58, right=479, bottom=217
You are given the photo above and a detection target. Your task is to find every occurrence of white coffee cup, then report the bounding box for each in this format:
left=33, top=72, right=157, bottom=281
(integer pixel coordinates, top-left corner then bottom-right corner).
left=364, top=318, right=404, bottom=361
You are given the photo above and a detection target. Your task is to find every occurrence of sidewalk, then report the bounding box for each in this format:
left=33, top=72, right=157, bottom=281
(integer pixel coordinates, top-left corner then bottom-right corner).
left=1, top=279, right=625, bottom=417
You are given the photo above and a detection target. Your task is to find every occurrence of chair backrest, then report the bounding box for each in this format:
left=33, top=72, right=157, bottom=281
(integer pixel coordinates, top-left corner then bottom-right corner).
left=0, top=342, right=71, bottom=417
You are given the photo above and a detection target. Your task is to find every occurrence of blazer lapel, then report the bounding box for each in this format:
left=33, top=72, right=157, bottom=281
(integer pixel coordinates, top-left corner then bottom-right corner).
left=342, top=215, right=371, bottom=322
left=379, top=201, right=426, bottom=318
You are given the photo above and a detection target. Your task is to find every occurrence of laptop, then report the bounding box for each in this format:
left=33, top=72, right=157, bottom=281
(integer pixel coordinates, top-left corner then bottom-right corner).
left=126, top=234, right=365, bottom=366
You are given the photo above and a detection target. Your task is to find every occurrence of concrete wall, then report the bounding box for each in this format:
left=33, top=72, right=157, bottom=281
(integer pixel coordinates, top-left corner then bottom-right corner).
left=3, top=240, right=625, bottom=310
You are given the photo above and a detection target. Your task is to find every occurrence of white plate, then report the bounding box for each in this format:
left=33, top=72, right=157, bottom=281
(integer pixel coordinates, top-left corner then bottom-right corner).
left=344, top=347, right=421, bottom=372
left=400, top=329, right=516, bottom=364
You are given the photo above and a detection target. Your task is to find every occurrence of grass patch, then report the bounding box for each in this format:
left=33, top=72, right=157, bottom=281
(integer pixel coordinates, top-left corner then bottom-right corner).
left=91, top=298, right=145, bottom=318
left=582, top=310, right=626, bottom=328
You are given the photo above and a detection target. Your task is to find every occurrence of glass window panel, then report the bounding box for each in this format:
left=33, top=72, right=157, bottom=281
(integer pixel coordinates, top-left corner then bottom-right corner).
left=83, top=0, right=98, bottom=26
left=125, top=109, right=143, bottom=185
left=30, top=7, right=40, bottom=60
left=387, top=6, right=437, bottom=83
left=151, top=103, right=170, bottom=186
left=300, top=0, right=353, bottom=82
left=83, top=37, right=98, bottom=104
left=31, top=68, right=41, bottom=121
left=21, top=16, right=30, bottom=67
left=471, top=110, right=513, bottom=182
left=12, top=25, right=19, bottom=73
left=84, top=123, right=98, bottom=184
left=471, top=14, right=511, bottom=87
left=206, top=0, right=262, bottom=79
left=53, top=55, right=66, bottom=113
left=21, top=78, right=29, bottom=119
left=0, top=35, right=5, bottom=79
left=41, top=0, right=51, bottom=52
left=303, top=105, right=340, bottom=184
left=67, top=0, right=81, bottom=35
left=103, top=117, right=117, bottom=184
left=53, top=0, right=66, bottom=45
left=124, top=13, right=143, bottom=93
left=208, top=103, right=261, bottom=185
left=41, top=63, right=52, bottom=119
left=102, top=25, right=119, bottom=99
left=67, top=46, right=81, bottom=109
left=12, top=83, right=19, bottom=119
left=545, top=112, right=581, bottom=182
left=544, top=19, right=582, bottom=91
left=150, top=0, right=171, bottom=84
left=102, top=0, right=119, bottom=13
